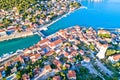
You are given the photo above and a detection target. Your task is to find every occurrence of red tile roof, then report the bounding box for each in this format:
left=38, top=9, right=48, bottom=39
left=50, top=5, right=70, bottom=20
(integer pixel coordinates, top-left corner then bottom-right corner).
left=98, top=29, right=110, bottom=34
left=38, top=38, right=49, bottom=44
left=79, top=50, right=84, bottom=55
left=71, top=51, right=77, bottom=56
left=0, top=67, right=5, bottom=72
left=44, top=65, right=52, bottom=71
left=7, top=28, right=15, bottom=30
left=67, top=70, right=76, bottom=79
left=113, top=54, right=120, bottom=61
left=0, top=23, right=3, bottom=26
left=46, top=50, right=55, bottom=56
left=49, top=39, right=62, bottom=47
left=0, top=30, right=5, bottom=32
left=68, top=58, right=74, bottom=63
left=64, top=52, right=69, bottom=57
left=30, top=53, right=41, bottom=61
left=53, top=76, right=61, bottom=80
left=4, top=61, right=11, bottom=67
left=12, top=57, right=20, bottom=63
left=0, top=72, right=2, bottom=78
left=22, top=74, right=29, bottom=80
left=40, top=44, right=48, bottom=49
left=53, top=60, right=62, bottom=67
left=59, top=30, right=66, bottom=34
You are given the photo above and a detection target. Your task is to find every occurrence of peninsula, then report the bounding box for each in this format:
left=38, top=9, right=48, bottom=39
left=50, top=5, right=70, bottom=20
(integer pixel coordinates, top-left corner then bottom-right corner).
left=0, top=26, right=120, bottom=80
left=0, top=0, right=120, bottom=80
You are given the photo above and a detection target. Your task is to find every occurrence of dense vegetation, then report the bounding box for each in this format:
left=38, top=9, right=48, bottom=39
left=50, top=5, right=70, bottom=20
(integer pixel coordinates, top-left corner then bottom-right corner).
left=0, top=0, right=34, bottom=11
left=0, top=0, right=49, bottom=13
left=98, top=33, right=111, bottom=38
left=0, top=0, right=81, bottom=13
left=0, top=0, right=81, bottom=29
left=105, top=49, right=120, bottom=57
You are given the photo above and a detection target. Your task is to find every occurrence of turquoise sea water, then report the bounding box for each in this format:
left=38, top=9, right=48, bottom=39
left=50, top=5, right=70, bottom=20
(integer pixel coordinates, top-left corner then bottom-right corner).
left=0, top=35, right=40, bottom=56
left=42, top=0, right=120, bottom=36
left=0, top=0, right=120, bottom=56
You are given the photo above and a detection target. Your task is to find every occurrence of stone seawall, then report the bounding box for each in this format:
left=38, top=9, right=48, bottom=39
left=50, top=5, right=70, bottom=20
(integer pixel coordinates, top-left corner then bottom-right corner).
left=0, top=31, right=33, bottom=42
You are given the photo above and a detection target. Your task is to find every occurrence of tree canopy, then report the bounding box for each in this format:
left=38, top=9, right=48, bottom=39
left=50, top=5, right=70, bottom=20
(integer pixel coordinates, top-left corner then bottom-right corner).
left=0, top=0, right=48, bottom=13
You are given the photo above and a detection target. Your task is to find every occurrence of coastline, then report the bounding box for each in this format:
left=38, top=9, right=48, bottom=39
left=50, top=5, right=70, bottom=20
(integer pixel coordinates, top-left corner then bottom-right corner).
left=0, top=6, right=86, bottom=42
left=0, top=6, right=87, bottom=60
left=0, top=49, right=23, bottom=65
left=38, top=6, right=87, bottom=31
left=0, top=0, right=120, bottom=79
left=0, top=31, right=33, bottom=42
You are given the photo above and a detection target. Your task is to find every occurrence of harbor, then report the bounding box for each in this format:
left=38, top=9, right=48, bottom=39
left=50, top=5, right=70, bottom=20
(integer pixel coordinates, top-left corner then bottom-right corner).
left=0, top=0, right=120, bottom=79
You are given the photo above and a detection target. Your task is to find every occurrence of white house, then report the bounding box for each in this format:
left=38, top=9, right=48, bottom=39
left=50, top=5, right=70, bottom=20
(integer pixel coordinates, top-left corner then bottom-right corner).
left=96, top=44, right=108, bottom=59
left=108, top=54, right=120, bottom=63
left=0, top=30, right=6, bottom=36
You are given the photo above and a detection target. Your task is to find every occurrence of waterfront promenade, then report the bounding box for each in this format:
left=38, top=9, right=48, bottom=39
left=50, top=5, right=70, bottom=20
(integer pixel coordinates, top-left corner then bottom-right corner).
left=0, top=50, right=23, bottom=66
left=38, top=6, right=87, bottom=31
left=0, top=6, right=85, bottom=42
left=0, top=31, right=33, bottom=42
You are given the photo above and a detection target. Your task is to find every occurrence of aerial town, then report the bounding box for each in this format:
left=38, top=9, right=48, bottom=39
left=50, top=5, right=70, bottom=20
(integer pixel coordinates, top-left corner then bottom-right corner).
left=0, top=0, right=80, bottom=41
left=0, top=0, right=120, bottom=80
left=0, top=26, right=120, bottom=80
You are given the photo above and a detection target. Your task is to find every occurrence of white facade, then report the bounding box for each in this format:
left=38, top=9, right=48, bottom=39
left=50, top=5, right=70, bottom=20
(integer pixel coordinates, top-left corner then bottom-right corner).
left=0, top=31, right=6, bottom=36
left=96, top=45, right=108, bottom=59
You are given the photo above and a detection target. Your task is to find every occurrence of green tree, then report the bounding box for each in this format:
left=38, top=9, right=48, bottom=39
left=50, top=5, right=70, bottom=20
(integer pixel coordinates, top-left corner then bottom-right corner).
left=16, top=71, right=22, bottom=80
left=5, top=66, right=11, bottom=76
left=75, top=54, right=83, bottom=61
left=98, top=33, right=111, bottom=38
left=89, top=43, right=95, bottom=51
left=105, top=49, right=116, bottom=57
left=2, top=77, right=6, bottom=80
left=50, top=63, right=57, bottom=69
left=79, top=66, right=89, bottom=75
left=60, top=57, right=68, bottom=63
left=47, top=77, right=52, bottom=80
left=28, top=72, right=34, bottom=78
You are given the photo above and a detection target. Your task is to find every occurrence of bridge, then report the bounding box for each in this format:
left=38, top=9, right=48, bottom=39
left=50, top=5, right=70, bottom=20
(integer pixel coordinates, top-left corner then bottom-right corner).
left=36, top=30, right=46, bottom=39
